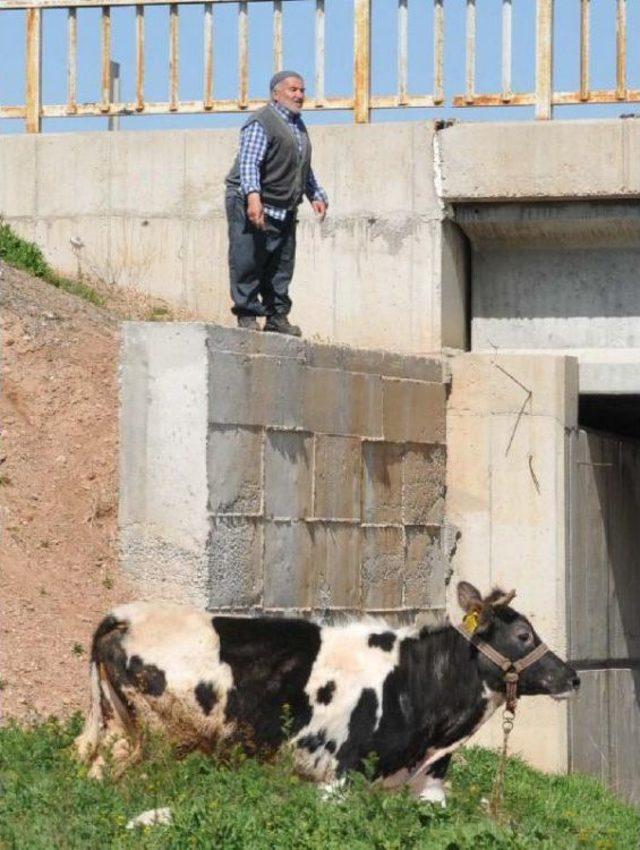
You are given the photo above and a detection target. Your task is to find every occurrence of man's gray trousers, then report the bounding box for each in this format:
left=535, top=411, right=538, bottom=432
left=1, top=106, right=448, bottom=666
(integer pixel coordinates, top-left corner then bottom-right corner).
left=225, top=190, right=297, bottom=318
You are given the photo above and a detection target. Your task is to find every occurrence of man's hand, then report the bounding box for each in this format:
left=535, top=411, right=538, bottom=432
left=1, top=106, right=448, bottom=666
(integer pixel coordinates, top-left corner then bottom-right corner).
left=246, top=193, right=266, bottom=230
left=312, top=199, right=327, bottom=222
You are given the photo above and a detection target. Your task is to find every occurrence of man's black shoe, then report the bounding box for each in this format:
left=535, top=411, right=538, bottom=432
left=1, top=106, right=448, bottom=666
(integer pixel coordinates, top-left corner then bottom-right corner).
left=263, top=315, right=302, bottom=337
left=237, top=316, right=259, bottom=330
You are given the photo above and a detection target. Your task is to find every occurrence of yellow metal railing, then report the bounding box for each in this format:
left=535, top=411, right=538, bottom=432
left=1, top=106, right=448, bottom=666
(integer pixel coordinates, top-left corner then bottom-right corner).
left=453, top=0, right=637, bottom=119
left=0, top=0, right=639, bottom=132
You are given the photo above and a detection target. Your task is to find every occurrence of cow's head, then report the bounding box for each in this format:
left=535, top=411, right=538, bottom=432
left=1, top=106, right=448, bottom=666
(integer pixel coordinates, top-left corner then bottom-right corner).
left=457, top=581, right=580, bottom=700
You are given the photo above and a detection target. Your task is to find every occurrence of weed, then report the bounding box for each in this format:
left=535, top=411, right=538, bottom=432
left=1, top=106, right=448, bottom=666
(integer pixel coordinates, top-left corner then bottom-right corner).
left=0, top=222, right=49, bottom=277
left=48, top=271, right=105, bottom=306
left=0, top=678, right=6, bottom=691
left=0, top=720, right=637, bottom=850
left=147, top=305, right=172, bottom=322
left=0, top=474, right=11, bottom=487
left=0, top=221, right=105, bottom=307
left=72, top=643, right=85, bottom=657
left=102, top=575, right=114, bottom=590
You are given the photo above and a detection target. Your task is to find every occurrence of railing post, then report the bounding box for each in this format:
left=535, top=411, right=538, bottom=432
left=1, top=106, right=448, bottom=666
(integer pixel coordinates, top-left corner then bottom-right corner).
left=535, top=0, right=554, bottom=120
left=108, top=61, right=121, bottom=131
left=25, top=8, right=42, bottom=133
left=354, top=0, right=371, bottom=123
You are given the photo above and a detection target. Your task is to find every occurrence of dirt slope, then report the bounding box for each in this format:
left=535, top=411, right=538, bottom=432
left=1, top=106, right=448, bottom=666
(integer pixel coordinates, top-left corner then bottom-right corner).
left=0, top=266, right=193, bottom=722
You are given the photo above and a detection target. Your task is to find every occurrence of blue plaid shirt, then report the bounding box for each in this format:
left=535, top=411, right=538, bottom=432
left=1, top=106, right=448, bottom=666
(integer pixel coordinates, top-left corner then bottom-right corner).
left=239, top=102, right=328, bottom=221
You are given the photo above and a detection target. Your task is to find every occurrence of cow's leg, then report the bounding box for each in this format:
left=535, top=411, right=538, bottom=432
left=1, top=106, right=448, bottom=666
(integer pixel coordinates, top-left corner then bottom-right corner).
left=409, top=754, right=451, bottom=808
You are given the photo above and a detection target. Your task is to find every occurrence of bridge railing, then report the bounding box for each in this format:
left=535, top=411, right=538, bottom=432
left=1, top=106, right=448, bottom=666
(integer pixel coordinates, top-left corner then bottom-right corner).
left=0, top=0, right=637, bottom=132
left=455, top=0, right=636, bottom=120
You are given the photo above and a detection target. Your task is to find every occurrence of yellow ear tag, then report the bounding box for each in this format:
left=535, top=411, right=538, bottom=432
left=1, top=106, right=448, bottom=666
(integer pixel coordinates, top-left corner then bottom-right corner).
left=463, top=611, right=480, bottom=634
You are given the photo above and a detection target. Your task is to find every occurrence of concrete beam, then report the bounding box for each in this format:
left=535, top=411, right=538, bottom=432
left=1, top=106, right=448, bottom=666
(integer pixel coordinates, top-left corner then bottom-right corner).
left=439, top=119, right=640, bottom=202
left=469, top=348, right=640, bottom=396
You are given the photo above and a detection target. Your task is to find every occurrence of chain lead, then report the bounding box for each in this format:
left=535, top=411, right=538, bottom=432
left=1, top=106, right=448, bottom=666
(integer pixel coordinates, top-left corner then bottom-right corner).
left=489, top=708, right=515, bottom=818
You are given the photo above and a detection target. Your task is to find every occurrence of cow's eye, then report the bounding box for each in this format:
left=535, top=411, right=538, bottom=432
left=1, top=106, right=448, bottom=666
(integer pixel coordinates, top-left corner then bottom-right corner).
left=517, top=630, right=531, bottom=643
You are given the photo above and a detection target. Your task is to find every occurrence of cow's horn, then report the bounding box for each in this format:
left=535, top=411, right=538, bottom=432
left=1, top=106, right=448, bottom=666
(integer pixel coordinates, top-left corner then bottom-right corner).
left=492, top=589, right=516, bottom=608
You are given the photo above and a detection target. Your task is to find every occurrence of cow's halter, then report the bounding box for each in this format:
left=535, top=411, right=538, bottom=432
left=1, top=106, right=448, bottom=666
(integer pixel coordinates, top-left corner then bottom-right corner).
left=453, top=620, right=551, bottom=815
left=453, top=622, right=550, bottom=713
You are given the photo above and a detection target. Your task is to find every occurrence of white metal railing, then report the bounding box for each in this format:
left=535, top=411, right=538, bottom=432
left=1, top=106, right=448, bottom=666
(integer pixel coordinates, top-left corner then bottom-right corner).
left=0, top=0, right=638, bottom=132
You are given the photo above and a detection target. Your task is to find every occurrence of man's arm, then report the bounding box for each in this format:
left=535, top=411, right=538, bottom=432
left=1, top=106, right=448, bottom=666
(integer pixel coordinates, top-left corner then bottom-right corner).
left=239, top=122, right=268, bottom=230
left=305, top=168, right=328, bottom=222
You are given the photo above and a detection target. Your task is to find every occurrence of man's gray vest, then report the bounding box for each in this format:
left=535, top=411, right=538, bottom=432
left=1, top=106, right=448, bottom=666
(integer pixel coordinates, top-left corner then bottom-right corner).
left=225, top=105, right=312, bottom=210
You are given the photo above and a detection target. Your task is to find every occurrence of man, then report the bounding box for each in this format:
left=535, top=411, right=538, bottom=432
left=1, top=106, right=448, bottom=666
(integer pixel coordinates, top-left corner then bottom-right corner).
left=225, top=71, right=328, bottom=336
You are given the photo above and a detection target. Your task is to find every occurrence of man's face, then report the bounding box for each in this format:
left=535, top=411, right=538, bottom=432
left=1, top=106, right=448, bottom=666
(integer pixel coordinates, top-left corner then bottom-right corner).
left=273, top=77, right=305, bottom=114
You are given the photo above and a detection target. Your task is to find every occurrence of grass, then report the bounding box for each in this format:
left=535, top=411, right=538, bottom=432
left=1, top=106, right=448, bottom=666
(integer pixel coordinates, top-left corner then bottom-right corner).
left=0, top=221, right=104, bottom=307
left=0, top=717, right=637, bottom=850
left=146, top=306, right=172, bottom=322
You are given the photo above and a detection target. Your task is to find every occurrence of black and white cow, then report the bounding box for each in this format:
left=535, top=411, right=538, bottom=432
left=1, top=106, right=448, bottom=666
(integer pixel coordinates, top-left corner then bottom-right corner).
left=76, top=581, right=579, bottom=805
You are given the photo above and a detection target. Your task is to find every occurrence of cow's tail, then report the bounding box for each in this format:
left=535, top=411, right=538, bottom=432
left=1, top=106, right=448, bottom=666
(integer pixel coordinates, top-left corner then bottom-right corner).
left=74, top=656, right=104, bottom=762
left=75, top=614, right=138, bottom=768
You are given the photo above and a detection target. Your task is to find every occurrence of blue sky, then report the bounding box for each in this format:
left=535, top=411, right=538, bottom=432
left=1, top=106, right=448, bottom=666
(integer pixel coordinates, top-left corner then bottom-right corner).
left=1, top=0, right=639, bottom=134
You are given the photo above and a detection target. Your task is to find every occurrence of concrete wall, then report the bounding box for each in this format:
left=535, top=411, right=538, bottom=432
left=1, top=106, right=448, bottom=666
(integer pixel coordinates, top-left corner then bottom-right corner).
left=120, top=323, right=448, bottom=617
left=454, top=202, right=640, bottom=394
left=445, top=352, right=579, bottom=772
left=4, top=117, right=640, bottom=369
left=438, top=120, right=640, bottom=395
left=0, top=123, right=467, bottom=356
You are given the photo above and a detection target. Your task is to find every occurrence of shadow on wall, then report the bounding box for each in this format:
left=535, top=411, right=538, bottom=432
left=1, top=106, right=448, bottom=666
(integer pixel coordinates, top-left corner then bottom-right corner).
left=472, top=247, right=640, bottom=320
left=571, top=426, right=640, bottom=804
left=593, top=430, right=640, bottom=695
left=456, top=201, right=640, bottom=324
left=579, top=395, right=640, bottom=442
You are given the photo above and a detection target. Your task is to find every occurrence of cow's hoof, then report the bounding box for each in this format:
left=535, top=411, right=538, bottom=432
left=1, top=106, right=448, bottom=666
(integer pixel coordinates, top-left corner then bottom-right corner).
left=318, top=778, right=346, bottom=802
left=87, top=758, right=106, bottom=781
left=74, top=733, right=96, bottom=762
left=74, top=740, right=90, bottom=762
left=126, top=807, right=172, bottom=830
left=419, top=784, right=447, bottom=808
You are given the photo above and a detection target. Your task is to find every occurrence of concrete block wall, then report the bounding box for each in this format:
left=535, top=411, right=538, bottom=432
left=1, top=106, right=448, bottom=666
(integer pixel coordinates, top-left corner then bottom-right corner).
left=121, top=323, right=448, bottom=618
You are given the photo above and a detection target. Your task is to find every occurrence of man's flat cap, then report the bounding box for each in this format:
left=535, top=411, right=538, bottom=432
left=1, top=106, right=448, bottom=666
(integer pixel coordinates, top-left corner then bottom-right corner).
left=269, top=70, right=304, bottom=93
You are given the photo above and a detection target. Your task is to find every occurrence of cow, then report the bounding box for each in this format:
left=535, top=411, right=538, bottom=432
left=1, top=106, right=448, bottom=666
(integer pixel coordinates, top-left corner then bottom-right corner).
left=75, top=581, right=579, bottom=805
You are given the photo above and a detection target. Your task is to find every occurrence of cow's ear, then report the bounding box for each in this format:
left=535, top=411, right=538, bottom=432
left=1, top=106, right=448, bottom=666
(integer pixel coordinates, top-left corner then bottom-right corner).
left=457, top=581, right=483, bottom=613
left=491, top=589, right=516, bottom=609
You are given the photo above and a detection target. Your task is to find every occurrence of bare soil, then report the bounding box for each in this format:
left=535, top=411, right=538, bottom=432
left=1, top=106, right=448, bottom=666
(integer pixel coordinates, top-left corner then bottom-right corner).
left=0, top=266, right=196, bottom=723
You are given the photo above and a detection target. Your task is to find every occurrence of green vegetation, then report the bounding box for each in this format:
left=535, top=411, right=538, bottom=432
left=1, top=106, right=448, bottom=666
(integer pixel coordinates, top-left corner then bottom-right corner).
left=147, top=306, right=173, bottom=322
left=0, top=221, right=104, bottom=307
left=1, top=717, right=637, bottom=849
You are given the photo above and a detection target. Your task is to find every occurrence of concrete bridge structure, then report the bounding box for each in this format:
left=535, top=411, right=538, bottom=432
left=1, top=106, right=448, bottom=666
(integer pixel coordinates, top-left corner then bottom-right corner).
left=1, top=117, right=639, bottom=803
